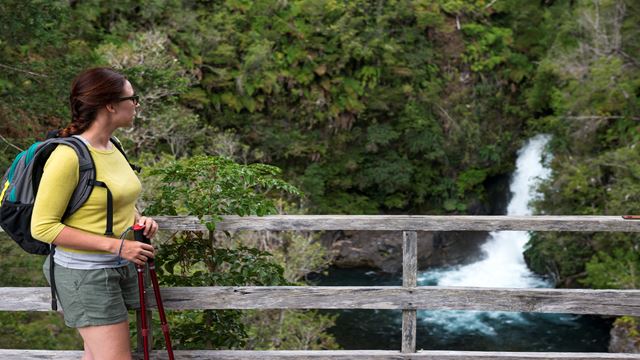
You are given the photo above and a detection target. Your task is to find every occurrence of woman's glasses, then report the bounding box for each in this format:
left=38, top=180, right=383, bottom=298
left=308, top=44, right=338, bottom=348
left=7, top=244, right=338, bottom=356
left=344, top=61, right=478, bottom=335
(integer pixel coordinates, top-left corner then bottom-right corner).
left=117, top=95, right=140, bottom=105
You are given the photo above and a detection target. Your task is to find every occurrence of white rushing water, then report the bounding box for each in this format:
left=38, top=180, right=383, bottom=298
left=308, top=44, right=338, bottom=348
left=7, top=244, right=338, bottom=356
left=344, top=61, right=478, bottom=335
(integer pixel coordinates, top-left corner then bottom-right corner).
left=417, top=134, right=554, bottom=334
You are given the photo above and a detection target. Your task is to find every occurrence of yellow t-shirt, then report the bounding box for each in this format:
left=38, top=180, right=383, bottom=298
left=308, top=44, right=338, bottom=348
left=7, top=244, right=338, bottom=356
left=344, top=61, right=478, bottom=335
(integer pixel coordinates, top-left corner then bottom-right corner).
left=31, top=142, right=141, bottom=255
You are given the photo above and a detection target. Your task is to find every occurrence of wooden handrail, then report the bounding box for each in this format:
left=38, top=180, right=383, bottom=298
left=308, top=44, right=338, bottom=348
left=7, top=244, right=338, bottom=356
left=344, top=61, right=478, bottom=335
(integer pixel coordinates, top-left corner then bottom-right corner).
left=1, top=349, right=639, bottom=360
left=3, top=215, right=640, bottom=232
left=154, top=215, right=640, bottom=232
left=2, top=215, right=639, bottom=359
left=2, top=286, right=639, bottom=316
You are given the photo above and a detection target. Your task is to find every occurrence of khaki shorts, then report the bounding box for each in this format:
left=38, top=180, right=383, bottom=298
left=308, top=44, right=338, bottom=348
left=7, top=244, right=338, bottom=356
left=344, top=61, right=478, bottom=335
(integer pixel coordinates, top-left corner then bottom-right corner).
left=43, top=256, right=141, bottom=328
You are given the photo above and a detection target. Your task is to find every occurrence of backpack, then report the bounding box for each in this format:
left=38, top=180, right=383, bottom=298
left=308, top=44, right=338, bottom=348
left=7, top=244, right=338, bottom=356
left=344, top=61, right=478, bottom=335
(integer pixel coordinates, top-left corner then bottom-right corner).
left=0, top=131, right=140, bottom=309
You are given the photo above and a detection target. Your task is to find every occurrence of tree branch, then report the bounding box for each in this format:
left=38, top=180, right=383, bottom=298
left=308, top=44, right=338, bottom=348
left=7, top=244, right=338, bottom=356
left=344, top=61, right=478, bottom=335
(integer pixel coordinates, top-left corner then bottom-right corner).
left=566, top=115, right=640, bottom=121
left=619, top=51, right=640, bottom=68
left=0, top=134, right=23, bottom=152
left=0, top=63, right=48, bottom=78
left=484, top=0, right=498, bottom=9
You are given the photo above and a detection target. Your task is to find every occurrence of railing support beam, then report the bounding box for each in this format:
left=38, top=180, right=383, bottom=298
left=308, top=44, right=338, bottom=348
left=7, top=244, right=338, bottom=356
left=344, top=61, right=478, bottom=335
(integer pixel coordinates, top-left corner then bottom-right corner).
left=402, top=231, right=417, bottom=353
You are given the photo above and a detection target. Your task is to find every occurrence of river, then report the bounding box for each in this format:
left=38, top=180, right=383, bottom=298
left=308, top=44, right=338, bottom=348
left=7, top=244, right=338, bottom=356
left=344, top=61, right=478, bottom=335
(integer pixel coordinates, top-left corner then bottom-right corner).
left=317, top=134, right=613, bottom=351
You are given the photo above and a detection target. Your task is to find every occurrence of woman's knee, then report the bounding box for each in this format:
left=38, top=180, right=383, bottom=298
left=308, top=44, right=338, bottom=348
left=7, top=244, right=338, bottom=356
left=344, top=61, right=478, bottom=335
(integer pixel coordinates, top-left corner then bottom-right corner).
left=78, top=321, right=132, bottom=360
left=81, top=341, right=94, bottom=360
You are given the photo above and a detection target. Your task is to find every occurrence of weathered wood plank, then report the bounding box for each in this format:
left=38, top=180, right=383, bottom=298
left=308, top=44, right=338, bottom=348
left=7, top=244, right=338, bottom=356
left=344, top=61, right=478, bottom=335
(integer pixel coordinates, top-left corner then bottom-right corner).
left=401, top=310, right=417, bottom=353
left=403, top=231, right=418, bottom=287
left=402, top=231, right=417, bottom=353
left=153, top=215, right=640, bottom=232
left=3, top=286, right=639, bottom=316
left=0, top=350, right=85, bottom=359
left=0, top=349, right=639, bottom=360
left=4, top=215, right=640, bottom=233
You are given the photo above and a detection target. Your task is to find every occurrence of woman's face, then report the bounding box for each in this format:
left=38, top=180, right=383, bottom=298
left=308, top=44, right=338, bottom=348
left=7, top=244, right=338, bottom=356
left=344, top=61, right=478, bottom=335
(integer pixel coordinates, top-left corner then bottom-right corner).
left=112, top=80, right=139, bottom=128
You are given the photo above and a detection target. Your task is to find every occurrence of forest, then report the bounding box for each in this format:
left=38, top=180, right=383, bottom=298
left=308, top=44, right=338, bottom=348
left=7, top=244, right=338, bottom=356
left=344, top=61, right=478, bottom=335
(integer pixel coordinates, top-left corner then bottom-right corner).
left=0, top=0, right=638, bottom=352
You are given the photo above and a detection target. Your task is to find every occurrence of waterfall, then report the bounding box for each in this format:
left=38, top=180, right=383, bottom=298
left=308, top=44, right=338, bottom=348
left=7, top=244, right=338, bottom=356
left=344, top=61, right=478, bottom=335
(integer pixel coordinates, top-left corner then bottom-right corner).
left=417, top=134, right=553, bottom=334
left=320, top=134, right=611, bottom=351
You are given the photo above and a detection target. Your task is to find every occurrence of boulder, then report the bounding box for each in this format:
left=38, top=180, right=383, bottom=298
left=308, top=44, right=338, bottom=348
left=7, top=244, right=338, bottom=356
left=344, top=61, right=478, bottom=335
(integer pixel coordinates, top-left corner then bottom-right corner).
left=609, top=317, right=640, bottom=353
left=321, top=230, right=489, bottom=274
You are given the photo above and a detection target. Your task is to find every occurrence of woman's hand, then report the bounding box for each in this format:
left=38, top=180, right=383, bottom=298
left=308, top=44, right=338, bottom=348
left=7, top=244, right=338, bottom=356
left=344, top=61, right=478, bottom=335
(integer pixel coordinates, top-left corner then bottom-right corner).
left=119, top=240, right=155, bottom=266
left=136, top=216, right=159, bottom=239
left=121, top=215, right=158, bottom=265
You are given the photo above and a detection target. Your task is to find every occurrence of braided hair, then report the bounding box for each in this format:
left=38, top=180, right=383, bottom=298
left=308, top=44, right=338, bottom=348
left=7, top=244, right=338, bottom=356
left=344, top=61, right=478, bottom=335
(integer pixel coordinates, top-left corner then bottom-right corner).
left=59, top=67, right=126, bottom=137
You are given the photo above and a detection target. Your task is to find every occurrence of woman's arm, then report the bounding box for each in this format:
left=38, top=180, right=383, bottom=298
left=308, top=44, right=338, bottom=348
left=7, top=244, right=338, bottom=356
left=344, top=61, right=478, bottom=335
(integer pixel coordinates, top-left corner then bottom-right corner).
left=31, top=145, right=79, bottom=243
left=31, top=145, right=154, bottom=265
left=53, top=226, right=154, bottom=266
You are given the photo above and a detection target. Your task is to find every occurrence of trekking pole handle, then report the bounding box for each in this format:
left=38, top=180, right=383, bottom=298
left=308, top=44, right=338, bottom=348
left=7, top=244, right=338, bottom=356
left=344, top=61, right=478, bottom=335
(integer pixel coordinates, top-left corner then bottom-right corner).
left=132, top=224, right=151, bottom=245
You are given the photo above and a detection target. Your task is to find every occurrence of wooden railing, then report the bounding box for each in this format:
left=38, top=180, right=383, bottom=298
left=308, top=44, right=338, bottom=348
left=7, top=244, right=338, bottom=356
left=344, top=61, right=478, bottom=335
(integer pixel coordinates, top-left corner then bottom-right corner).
left=2, top=215, right=640, bottom=359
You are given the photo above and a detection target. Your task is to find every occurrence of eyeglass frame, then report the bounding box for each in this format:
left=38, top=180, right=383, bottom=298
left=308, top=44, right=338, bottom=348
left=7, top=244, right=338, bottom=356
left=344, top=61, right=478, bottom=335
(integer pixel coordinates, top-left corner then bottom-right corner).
left=117, top=95, right=140, bottom=105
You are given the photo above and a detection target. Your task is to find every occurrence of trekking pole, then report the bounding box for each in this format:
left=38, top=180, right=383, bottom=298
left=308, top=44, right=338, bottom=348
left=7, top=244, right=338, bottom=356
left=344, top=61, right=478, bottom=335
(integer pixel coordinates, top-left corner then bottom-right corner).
left=133, top=224, right=175, bottom=360
left=135, top=258, right=150, bottom=360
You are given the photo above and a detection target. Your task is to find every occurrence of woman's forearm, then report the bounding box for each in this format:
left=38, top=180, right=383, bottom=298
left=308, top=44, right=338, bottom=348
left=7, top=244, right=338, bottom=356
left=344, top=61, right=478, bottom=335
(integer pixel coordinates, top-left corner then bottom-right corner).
left=52, top=226, right=119, bottom=253
left=52, top=225, right=155, bottom=265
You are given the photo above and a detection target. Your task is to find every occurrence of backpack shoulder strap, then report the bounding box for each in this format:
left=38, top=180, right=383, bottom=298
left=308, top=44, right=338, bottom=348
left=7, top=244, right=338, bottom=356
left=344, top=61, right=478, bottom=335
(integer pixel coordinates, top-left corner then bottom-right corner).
left=49, top=137, right=94, bottom=172
left=42, top=137, right=96, bottom=215
left=46, top=137, right=115, bottom=236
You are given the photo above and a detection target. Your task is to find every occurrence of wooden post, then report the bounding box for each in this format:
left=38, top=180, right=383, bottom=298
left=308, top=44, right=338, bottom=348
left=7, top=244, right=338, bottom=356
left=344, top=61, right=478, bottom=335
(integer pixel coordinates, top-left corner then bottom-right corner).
left=401, top=231, right=417, bottom=353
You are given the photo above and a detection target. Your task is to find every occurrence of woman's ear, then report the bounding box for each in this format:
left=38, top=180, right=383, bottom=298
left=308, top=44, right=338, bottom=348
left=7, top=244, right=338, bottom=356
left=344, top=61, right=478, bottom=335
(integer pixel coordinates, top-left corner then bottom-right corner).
left=105, top=103, right=116, bottom=113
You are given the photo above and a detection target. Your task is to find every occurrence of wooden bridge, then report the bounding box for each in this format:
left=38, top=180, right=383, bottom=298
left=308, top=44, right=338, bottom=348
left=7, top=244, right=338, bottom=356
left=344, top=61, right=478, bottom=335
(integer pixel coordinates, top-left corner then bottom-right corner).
left=2, top=215, right=640, bottom=359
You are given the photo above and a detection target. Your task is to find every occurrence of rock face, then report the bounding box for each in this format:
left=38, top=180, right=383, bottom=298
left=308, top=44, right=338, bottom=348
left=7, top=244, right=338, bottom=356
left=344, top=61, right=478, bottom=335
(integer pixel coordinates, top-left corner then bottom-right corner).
left=319, top=173, right=511, bottom=274
left=321, top=230, right=489, bottom=273
left=609, top=317, right=640, bottom=353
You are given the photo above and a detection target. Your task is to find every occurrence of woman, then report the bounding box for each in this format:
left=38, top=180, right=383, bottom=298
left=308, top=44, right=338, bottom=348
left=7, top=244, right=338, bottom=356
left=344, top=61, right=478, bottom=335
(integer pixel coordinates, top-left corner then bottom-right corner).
left=31, top=67, right=157, bottom=360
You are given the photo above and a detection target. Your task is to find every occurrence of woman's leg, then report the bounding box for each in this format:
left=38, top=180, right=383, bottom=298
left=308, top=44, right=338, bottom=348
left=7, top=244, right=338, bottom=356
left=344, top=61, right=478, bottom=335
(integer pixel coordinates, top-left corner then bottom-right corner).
left=78, top=321, right=132, bottom=360
left=81, top=341, right=95, bottom=360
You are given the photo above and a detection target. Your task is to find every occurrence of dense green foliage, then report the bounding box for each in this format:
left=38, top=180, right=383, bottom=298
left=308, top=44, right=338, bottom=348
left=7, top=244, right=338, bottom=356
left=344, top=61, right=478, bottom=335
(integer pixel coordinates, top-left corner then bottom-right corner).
left=521, top=0, right=640, bottom=291
left=1, top=0, right=639, bottom=351
left=1, top=0, right=548, bottom=215
left=145, top=155, right=301, bottom=222
left=143, top=155, right=295, bottom=348
left=140, top=155, right=337, bottom=349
